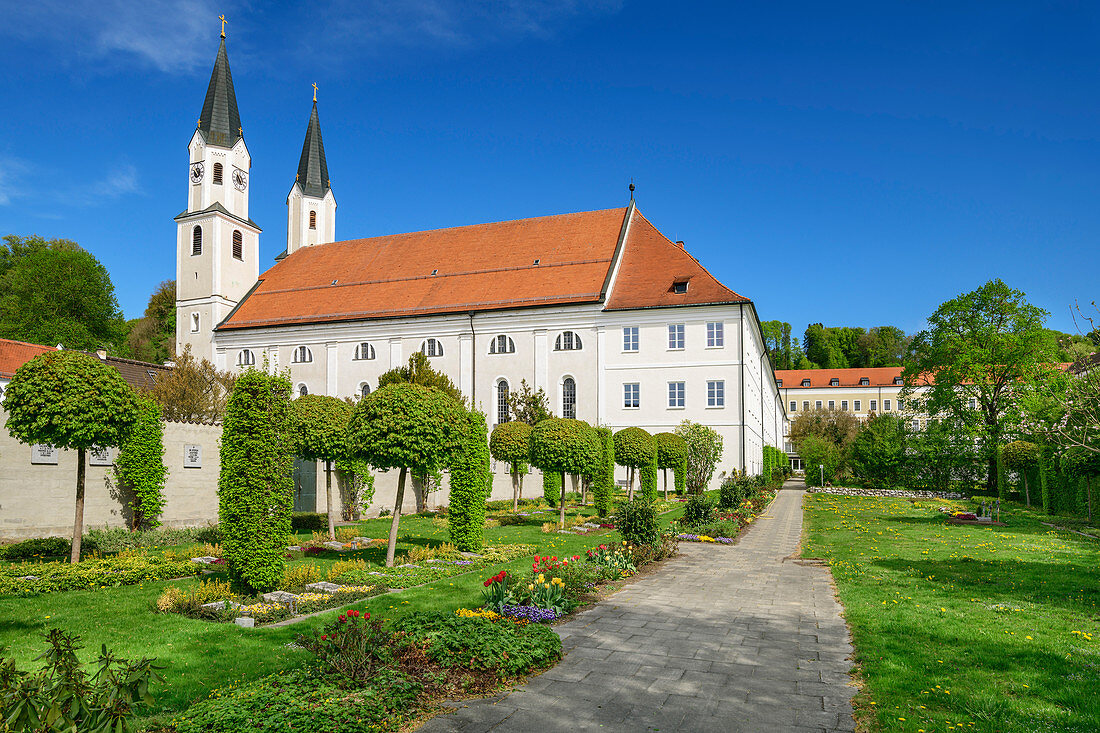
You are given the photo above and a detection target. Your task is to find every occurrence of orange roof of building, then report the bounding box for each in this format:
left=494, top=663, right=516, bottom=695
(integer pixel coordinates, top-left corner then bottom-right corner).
left=218, top=205, right=749, bottom=330
left=774, top=367, right=907, bottom=389
left=0, top=339, right=57, bottom=379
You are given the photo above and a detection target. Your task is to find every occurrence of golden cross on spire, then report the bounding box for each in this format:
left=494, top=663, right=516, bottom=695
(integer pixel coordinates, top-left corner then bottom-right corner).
left=219, top=14, right=227, bottom=38
left=312, top=82, right=318, bottom=103
left=196, top=118, right=201, bottom=128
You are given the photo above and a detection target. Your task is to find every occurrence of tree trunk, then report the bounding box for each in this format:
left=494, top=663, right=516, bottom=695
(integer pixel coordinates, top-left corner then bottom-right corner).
left=511, top=465, right=520, bottom=512
left=1024, top=472, right=1030, bottom=507
left=1087, top=475, right=1093, bottom=523
left=518, top=471, right=524, bottom=503
left=558, top=471, right=567, bottom=529
left=71, top=448, right=86, bottom=564
left=386, top=467, right=407, bottom=567
left=628, top=467, right=635, bottom=501
left=663, top=469, right=669, bottom=501
left=325, top=460, right=336, bottom=541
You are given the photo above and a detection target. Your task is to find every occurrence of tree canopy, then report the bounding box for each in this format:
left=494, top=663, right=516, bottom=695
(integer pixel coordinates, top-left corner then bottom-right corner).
left=507, top=379, right=552, bottom=425
left=125, top=280, right=176, bottom=364
left=674, top=420, right=723, bottom=494
left=529, top=418, right=601, bottom=527
left=789, top=407, right=860, bottom=452
left=289, top=394, right=353, bottom=539
left=377, top=352, right=464, bottom=406
left=143, top=345, right=236, bottom=422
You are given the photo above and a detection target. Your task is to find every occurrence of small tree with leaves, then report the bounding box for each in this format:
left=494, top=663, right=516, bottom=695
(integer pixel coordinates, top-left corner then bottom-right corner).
left=115, top=395, right=168, bottom=530
left=1002, top=440, right=1040, bottom=506
left=289, top=394, right=352, bottom=540
left=508, top=379, right=552, bottom=425
left=529, top=418, right=601, bottom=528
left=348, top=383, right=465, bottom=566
left=218, top=369, right=295, bottom=593
left=490, top=421, right=532, bottom=511
left=592, top=427, right=616, bottom=517
left=449, top=410, right=493, bottom=551
left=144, top=344, right=236, bottom=422
left=3, top=351, right=139, bottom=563
left=675, top=420, right=724, bottom=494
left=613, top=427, right=656, bottom=501
left=654, top=432, right=688, bottom=500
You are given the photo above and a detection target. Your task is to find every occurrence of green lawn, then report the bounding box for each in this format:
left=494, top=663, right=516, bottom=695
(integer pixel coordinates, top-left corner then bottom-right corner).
left=1, top=496, right=695, bottom=726
left=803, top=493, right=1100, bottom=733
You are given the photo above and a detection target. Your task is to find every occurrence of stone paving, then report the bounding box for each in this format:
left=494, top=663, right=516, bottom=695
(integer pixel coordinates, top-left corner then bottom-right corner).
left=417, top=485, right=856, bottom=733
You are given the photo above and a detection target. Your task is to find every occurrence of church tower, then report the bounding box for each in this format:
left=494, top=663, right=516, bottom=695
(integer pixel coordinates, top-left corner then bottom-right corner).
left=175, top=24, right=260, bottom=362
left=286, top=89, right=336, bottom=256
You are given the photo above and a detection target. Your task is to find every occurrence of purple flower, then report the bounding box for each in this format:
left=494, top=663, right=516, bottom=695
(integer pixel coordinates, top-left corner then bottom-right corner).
left=500, top=605, right=559, bottom=623
left=453, top=560, right=473, bottom=565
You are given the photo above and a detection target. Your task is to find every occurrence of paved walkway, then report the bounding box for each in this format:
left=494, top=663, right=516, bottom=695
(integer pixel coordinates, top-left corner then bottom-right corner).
left=418, top=486, right=856, bottom=733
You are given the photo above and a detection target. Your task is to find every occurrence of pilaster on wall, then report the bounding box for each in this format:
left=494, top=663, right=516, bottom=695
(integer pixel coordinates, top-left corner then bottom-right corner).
left=533, top=330, right=548, bottom=390
left=388, top=338, right=402, bottom=369
left=326, top=342, right=338, bottom=396
left=596, top=326, right=606, bottom=425
left=458, top=333, right=473, bottom=401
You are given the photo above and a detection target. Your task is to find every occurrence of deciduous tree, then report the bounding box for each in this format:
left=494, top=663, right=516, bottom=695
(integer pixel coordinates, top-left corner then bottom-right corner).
left=655, top=432, right=688, bottom=500
left=507, top=379, right=552, bottom=425
left=143, top=345, right=236, bottom=422
left=529, top=419, right=601, bottom=528
left=115, top=395, right=168, bottom=530
left=489, top=420, right=532, bottom=510
left=613, top=427, right=656, bottom=501
left=289, top=394, right=352, bottom=540
left=675, top=420, right=723, bottom=494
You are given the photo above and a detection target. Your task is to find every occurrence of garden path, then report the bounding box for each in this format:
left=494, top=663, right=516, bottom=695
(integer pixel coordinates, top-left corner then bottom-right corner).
left=417, top=484, right=856, bottom=733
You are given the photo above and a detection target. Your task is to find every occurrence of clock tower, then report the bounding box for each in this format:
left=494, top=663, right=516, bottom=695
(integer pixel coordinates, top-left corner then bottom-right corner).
left=175, top=26, right=260, bottom=363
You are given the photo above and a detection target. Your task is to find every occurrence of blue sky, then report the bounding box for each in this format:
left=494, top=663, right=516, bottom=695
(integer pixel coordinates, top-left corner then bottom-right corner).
left=1, top=1, right=1097, bottom=335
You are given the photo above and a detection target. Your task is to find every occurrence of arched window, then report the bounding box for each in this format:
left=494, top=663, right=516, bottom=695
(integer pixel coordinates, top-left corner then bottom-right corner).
left=232, top=230, right=243, bottom=260
left=354, top=342, right=376, bottom=360
left=309, top=210, right=317, bottom=229
left=292, top=346, right=313, bottom=363
left=489, top=335, right=515, bottom=354
left=554, top=331, right=582, bottom=351
left=213, top=162, right=223, bottom=185
left=421, top=338, right=444, bottom=357
left=191, top=226, right=202, bottom=255
left=497, top=379, right=510, bottom=424
left=562, top=377, right=576, bottom=419
left=236, top=349, right=255, bottom=367
left=360, top=382, right=371, bottom=398
left=298, top=383, right=308, bottom=397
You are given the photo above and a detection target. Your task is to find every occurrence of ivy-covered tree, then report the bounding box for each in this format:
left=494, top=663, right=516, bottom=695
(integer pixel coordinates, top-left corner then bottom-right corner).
left=592, top=427, right=616, bottom=517
left=638, top=450, right=658, bottom=503
left=613, top=427, right=656, bottom=501
left=489, top=420, right=532, bottom=510
left=3, top=351, right=139, bottom=562
left=288, top=394, right=352, bottom=540
left=529, top=419, right=601, bottom=528
left=347, top=383, right=465, bottom=566
left=115, top=395, right=168, bottom=530
left=218, top=369, right=295, bottom=593
left=1002, top=440, right=1039, bottom=506
left=1062, top=447, right=1100, bottom=521
left=335, top=455, right=375, bottom=521
left=675, top=420, right=723, bottom=494
left=654, top=432, right=688, bottom=500
left=449, top=410, right=492, bottom=551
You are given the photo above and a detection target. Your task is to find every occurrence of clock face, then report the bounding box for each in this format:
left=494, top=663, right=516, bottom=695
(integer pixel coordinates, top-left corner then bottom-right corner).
left=190, top=162, right=204, bottom=184
left=232, top=168, right=248, bottom=191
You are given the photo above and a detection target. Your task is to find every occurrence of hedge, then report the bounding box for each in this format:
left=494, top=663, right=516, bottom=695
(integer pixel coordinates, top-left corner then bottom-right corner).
left=449, top=410, right=493, bottom=551
left=592, top=427, right=616, bottom=517
left=115, top=395, right=168, bottom=530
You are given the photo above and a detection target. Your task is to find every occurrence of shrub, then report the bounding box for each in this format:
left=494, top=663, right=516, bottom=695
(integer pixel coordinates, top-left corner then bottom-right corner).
left=156, top=579, right=237, bottom=614
left=297, top=609, right=389, bottom=680
left=1003, top=440, right=1040, bottom=505
left=675, top=421, right=723, bottom=494
left=614, top=500, right=660, bottom=547
left=82, top=525, right=220, bottom=554
left=718, top=476, right=749, bottom=509
left=0, top=554, right=204, bottom=596
left=490, top=421, right=533, bottom=511
left=281, top=563, right=322, bottom=591
left=530, top=418, right=601, bottom=528
left=655, top=432, right=688, bottom=499
left=847, top=414, right=910, bottom=489
left=799, top=435, right=844, bottom=487
left=291, top=512, right=328, bottom=532
left=681, top=494, right=716, bottom=527
left=592, top=427, right=616, bottom=517
left=542, top=470, right=561, bottom=508
left=0, top=630, right=163, bottom=731
left=448, top=410, right=493, bottom=552
left=115, top=395, right=168, bottom=530
left=638, top=451, right=658, bottom=504
left=0, top=536, right=70, bottom=561
left=630, top=534, right=678, bottom=565
left=335, top=455, right=375, bottom=521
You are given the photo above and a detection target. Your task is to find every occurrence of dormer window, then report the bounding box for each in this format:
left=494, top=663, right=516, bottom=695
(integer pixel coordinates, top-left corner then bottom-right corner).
left=672, top=280, right=689, bottom=294
left=859, top=377, right=870, bottom=386
left=830, top=378, right=840, bottom=387
left=489, top=335, right=516, bottom=354
left=421, top=338, right=444, bottom=357
left=292, top=346, right=313, bottom=363
left=213, top=163, right=223, bottom=185
left=801, top=379, right=811, bottom=387
left=894, top=377, right=904, bottom=386
left=309, top=210, right=317, bottom=229
left=354, top=342, right=376, bottom=361
left=776, top=379, right=783, bottom=388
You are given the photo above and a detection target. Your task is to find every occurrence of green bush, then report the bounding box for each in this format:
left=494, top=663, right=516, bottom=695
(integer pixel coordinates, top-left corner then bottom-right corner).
left=115, top=395, right=168, bottom=530
left=614, top=499, right=660, bottom=547
left=681, top=494, right=716, bottom=526
left=1003, top=440, right=1039, bottom=505
left=291, top=513, right=328, bottom=532
left=675, top=421, right=723, bottom=494
left=639, top=451, right=658, bottom=503
left=655, top=432, right=688, bottom=498
left=0, top=536, right=70, bottom=561
left=448, top=410, right=493, bottom=552
left=0, top=554, right=204, bottom=596
left=0, top=629, right=163, bottom=732
left=592, top=427, right=616, bottom=517
left=718, top=476, right=749, bottom=509
left=81, top=525, right=220, bottom=554
left=218, top=369, right=295, bottom=594
left=490, top=421, right=533, bottom=510
left=800, top=435, right=844, bottom=487
left=542, top=470, right=560, bottom=507
left=289, top=394, right=353, bottom=539
left=847, top=414, right=909, bottom=489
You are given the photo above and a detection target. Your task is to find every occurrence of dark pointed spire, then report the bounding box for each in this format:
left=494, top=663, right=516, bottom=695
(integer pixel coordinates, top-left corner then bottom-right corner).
left=296, top=100, right=330, bottom=198
left=198, top=37, right=242, bottom=148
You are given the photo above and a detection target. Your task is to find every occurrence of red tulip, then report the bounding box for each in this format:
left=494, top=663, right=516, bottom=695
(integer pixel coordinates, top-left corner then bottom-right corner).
left=338, top=614, right=347, bottom=623
left=320, top=634, right=328, bottom=641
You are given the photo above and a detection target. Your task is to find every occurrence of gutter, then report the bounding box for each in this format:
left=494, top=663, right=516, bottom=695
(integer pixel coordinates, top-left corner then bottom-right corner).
left=468, top=312, right=476, bottom=406
left=739, top=303, right=746, bottom=474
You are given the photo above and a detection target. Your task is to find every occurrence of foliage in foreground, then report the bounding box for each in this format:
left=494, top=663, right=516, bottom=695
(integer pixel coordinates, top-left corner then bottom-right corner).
left=448, top=410, right=493, bottom=551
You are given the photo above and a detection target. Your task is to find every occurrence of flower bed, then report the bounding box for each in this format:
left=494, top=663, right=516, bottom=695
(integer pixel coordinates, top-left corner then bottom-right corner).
left=0, top=553, right=205, bottom=596
left=327, top=544, right=535, bottom=589
left=156, top=578, right=386, bottom=626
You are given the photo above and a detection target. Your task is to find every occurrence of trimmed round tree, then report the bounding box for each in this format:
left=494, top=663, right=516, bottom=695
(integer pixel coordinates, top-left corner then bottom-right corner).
left=347, top=383, right=465, bottom=567
left=655, top=432, right=688, bottom=501
left=1062, top=447, right=1100, bottom=522
left=489, top=421, right=533, bottom=511
left=530, top=418, right=601, bottom=528
left=3, top=351, right=139, bottom=563
left=116, top=395, right=168, bottom=530
left=613, top=427, right=656, bottom=501
left=449, top=409, right=492, bottom=551
left=592, top=427, right=616, bottom=517
left=219, top=369, right=295, bottom=593
left=1002, top=440, right=1039, bottom=507
left=289, top=394, right=352, bottom=540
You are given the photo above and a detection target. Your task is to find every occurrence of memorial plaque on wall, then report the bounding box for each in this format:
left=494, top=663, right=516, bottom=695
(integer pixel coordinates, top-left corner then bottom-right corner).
left=89, top=446, right=113, bottom=466
left=31, top=444, right=59, bottom=465
left=184, top=444, right=202, bottom=468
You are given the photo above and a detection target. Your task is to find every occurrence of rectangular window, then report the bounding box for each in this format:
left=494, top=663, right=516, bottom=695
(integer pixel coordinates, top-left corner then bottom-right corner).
left=623, top=383, right=640, bottom=409
left=854, top=400, right=861, bottom=412
left=897, top=399, right=905, bottom=411
left=790, top=400, right=797, bottom=412
left=668, top=324, right=685, bottom=350
left=803, top=401, right=810, bottom=411
left=623, top=326, right=639, bottom=352
left=870, top=399, right=877, bottom=412
left=884, top=399, right=891, bottom=412
left=815, top=400, right=822, bottom=409
left=841, top=400, right=848, bottom=411
left=828, top=400, right=835, bottom=410
left=912, top=419, right=920, bottom=430
left=706, top=322, right=724, bottom=347
left=968, top=397, right=977, bottom=410
left=707, top=380, right=725, bottom=407
left=668, top=382, right=685, bottom=408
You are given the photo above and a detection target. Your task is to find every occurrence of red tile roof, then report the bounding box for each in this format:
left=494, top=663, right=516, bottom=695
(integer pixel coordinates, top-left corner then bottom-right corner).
left=774, top=367, right=907, bottom=389
left=0, top=339, right=57, bottom=379
left=218, top=205, right=749, bottom=330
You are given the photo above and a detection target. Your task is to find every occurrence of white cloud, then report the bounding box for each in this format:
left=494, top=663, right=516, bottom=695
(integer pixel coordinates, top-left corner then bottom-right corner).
left=0, top=156, right=28, bottom=206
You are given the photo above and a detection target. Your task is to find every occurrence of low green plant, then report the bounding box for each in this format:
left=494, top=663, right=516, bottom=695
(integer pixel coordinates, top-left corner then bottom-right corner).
left=0, top=554, right=205, bottom=597
left=0, top=537, right=70, bottom=561
left=614, top=499, right=660, bottom=547
left=481, top=570, right=518, bottom=612
left=297, top=608, right=388, bottom=680
left=156, top=579, right=237, bottom=615
left=585, top=544, right=637, bottom=576
left=280, top=563, right=322, bottom=591
left=291, top=512, right=328, bottom=532
left=681, top=494, right=716, bottom=526
left=718, top=476, right=750, bottom=509
left=526, top=574, right=568, bottom=615
left=630, top=534, right=679, bottom=565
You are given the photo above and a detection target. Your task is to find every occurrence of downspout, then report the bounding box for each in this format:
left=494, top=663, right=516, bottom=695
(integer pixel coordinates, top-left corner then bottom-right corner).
left=468, top=312, right=476, bottom=405
left=760, top=351, right=766, bottom=451
left=739, top=303, right=746, bottom=475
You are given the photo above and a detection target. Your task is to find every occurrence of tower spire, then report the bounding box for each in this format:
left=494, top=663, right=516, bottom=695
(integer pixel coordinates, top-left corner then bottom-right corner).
left=295, top=96, right=331, bottom=198
left=197, top=34, right=242, bottom=147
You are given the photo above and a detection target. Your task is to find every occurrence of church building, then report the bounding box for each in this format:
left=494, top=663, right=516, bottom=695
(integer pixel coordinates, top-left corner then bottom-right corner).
left=175, top=31, right=787, bottom=509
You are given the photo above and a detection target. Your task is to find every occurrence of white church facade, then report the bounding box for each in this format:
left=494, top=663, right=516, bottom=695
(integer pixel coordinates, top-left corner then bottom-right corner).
left=176, top=32, right=787, bottom=510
